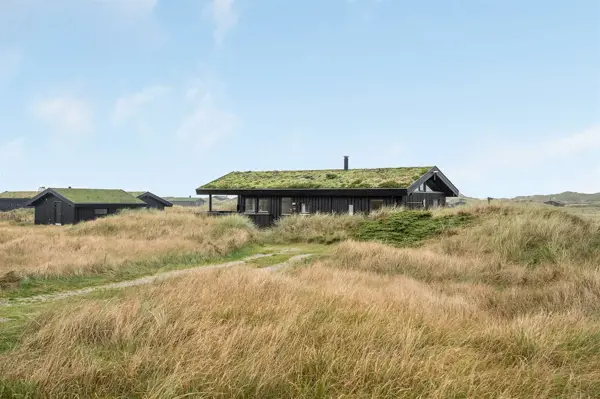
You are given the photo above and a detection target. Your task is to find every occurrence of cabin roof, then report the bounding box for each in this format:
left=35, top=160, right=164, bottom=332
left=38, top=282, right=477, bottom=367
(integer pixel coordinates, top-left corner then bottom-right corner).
left=28, top=188, right=145, bottom=206
left=130, top=191, right=173, bottom=207
left=199, top=167, right=434, bottom=190
left=0, top=191, right=38, bottom=199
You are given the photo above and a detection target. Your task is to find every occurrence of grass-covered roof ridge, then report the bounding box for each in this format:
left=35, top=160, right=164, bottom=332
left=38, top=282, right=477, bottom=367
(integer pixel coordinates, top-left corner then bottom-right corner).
left=200, top=167, right=433, bottom=190
left=0, top=191, right=38, bottom=199
left=53, top=188, right=145, bottom=205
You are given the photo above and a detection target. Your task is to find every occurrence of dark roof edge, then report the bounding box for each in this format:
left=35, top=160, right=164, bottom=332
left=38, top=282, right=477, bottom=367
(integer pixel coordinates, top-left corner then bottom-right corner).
left=407, top=166, right=460, bottom=197
left=196, top=188, right=409, bottom=196
left=26, top=188, right=74, bottom=207
left=137, top=192, right=173, bottom=207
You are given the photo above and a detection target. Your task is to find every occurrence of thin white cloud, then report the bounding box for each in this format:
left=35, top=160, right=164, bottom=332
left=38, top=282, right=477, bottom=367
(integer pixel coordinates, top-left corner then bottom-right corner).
left=448, top=125, right=600, bottom=194
left=484, top=125, right=600, bottom=169
left=113, top=85, right=171, bottom=124
left=206, top=0, right=238, bottom=45
left=176, top=89, right=236, bottom=151
left=31, top=97, right=93, bottom=135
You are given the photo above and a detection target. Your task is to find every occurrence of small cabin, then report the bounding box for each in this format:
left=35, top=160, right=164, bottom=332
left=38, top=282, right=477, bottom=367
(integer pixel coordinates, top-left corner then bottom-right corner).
left=0, top=191, right=37, bottom=212
left=27, top=188, right=147, bottom=225
left=196, top=157, right=460, bottom=227
left=129, top=192, right=173, bottom=210
left=544, top=200, right=565, bottom=207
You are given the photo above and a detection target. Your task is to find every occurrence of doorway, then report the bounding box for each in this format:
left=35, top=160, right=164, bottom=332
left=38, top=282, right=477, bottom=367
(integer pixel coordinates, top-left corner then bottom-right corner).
left=53, top=201, right=62, bottom=225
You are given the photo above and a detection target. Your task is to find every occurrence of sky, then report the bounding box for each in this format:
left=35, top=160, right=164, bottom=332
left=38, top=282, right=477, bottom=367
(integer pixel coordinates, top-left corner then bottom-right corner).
left=0, top=0, right=598, bottom=198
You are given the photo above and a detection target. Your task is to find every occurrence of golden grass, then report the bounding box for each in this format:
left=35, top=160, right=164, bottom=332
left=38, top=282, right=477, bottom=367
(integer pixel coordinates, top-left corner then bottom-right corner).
left=0, top=208, right=255, bottom=277
left=2, top=257, right=599, bottom=397
left=1, top=203, right=599, bottom=397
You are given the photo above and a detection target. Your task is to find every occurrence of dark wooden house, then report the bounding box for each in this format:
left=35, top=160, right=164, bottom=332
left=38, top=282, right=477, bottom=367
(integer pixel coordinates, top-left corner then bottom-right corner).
left=129, top=192, right=173, bottom=210
left=196, top=158, right=459, bottom=227
left=27, top=188, right=147, bottom=225
left=0, top=191, right=37, bottom=212
left=164, top=196, right=206, bottom=207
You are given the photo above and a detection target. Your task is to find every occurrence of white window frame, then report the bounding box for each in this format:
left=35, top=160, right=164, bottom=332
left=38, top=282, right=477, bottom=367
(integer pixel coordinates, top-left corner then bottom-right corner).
left=244, top=198, right=257, bottom=213
left=258, top=198, right=269, bottom=213
left=281, top=197, right=293, bottom=215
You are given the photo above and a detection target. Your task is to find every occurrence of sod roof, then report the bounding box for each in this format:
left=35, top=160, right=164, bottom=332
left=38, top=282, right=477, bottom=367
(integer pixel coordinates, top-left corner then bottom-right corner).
left=199, top=167, right=433, bottom=190
left=0, top=191, right=38, bottom=199
left=52, top=189, right=145, bottom=205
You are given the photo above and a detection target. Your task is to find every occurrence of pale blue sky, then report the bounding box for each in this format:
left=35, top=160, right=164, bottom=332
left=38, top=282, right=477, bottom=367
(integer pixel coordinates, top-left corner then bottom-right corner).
left=0, top=0, right=598, bottom=197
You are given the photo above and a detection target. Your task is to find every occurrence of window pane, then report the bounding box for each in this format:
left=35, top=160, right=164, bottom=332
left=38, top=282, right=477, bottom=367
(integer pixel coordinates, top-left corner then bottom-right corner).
left=301, top=203, right=309, bottom=214
left=258, top=198, right=269, bottom=213
left=370, top=199, right=384, bottom=211
left=245, top=198, right=256, bottom=213
left=94, top=209, right=108, bottom=215
left=281, top=197, right=292, bottom=214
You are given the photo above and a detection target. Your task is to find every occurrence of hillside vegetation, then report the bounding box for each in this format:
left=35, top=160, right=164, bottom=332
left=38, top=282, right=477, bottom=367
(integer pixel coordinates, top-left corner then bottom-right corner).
left=513, top=191, right=600, bottom=204
left=0, top=208, right=255, bottom=278
left=1, top=203, right=599, bottom=397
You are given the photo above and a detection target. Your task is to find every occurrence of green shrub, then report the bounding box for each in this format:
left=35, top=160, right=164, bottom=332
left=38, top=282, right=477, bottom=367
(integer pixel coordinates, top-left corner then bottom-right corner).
left=355, top=210, right=473, bottom=247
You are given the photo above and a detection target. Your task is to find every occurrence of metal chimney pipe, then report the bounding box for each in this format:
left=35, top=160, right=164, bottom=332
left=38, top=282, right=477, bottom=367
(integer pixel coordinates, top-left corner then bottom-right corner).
left=343, top=155, right=349, bottom=170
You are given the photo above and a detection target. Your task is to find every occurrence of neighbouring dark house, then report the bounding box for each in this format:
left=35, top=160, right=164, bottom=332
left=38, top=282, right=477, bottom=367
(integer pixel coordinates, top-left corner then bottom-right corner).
left=165, top=196, right=206, bottom=207
left=544, top=200, right=565, bottom=207
left=196, top=157, right=460, bottom=227
left=129, top=192, right=173, bottom=210
left=27, top=188, right=147, bottom=225
left=0, top=191, right=38, bottom=211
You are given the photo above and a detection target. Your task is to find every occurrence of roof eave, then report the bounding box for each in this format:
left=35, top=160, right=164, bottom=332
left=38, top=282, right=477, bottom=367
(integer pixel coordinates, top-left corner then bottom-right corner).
left=196, top=188, right=409, bottom=196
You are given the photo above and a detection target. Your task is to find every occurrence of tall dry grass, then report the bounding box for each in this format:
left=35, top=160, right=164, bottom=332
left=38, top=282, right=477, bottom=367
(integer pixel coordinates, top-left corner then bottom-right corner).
left=1, top=259, right=598, bottom=398
left=1, top=203, right=599, bottom=397
left=0, top=208, right=256, bottom=277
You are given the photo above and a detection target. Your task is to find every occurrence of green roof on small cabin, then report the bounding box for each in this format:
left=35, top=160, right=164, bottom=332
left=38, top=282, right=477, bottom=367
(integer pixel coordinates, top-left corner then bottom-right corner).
left=0, top=191, right=38, bottom=199
left=52, top=189, right=145, bottom=205
left=199, top=167, right=433, bottom=190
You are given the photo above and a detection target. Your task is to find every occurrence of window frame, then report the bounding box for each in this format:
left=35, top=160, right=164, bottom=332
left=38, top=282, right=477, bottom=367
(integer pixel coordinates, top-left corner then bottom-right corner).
left=258, top=198, right=269, bottom=214
left=281, top=197, right=293, bottom=215
left=300, top=203, right=309, bottom=214
left=370, top=199, right=384, bottom=212
left=244, top=197, right=257, bottom=214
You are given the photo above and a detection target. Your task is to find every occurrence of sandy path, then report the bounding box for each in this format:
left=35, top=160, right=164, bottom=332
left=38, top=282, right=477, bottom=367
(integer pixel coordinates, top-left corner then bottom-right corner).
left=0, top=252, right=314, bottom=308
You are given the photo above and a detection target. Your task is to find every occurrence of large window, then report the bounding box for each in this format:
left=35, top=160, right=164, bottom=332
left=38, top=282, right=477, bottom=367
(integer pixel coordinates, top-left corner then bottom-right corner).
left=300, top=203, right=309, bottom=214
left=94, top=208, right=108, bottom=215
left=258, top=198, right=269, bottom=213
left=281, top=197, right=292, bottom=215
left=370, top=199, right=384, bottom=212
left=244, top=198, right=256, bottom=213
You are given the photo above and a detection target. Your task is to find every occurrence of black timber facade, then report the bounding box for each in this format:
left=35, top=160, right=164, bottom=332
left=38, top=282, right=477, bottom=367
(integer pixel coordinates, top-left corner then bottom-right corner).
left=136, top=192, right=173, bottom=210
left=0, top=198, right=31, bottom=212
left=28, top=190, right=147, bottom=225
left=197, top=167, right=459, bottom=227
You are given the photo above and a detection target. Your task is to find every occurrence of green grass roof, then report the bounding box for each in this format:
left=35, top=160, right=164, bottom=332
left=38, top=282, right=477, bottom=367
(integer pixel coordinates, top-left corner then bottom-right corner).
left=128, top=191, right=147, bottom=198
left=0, top=191, right=38, bottom=199
left=199, top=167, right=433, bottom=190
left=53, top=189, right=145, bottom=205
